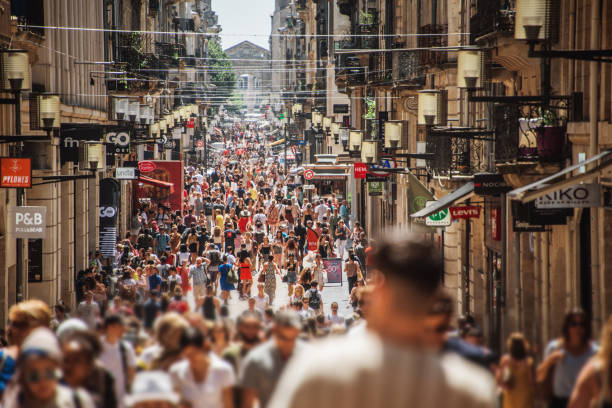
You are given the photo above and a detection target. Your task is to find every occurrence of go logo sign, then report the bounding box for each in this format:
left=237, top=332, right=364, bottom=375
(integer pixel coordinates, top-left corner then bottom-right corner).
left=105, top=132, right=130, bottom=146
left=99, top=207, right=117, bottom=218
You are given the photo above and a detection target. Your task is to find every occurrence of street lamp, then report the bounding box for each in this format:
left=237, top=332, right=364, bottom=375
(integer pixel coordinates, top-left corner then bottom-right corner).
left=159, top=119, right=167, bottom=134
left=384, top=120, right=404, bottom=149
left=361, top=140, right=379, bottom=164
left=292, top=103, right=302, bottom=116
left=418, top=90, right=440, bottom=126
left=113, top=96, right=128, bottom=121
left=165, top=113, right=174, bottom=129
left=140, top=104, right=151, bottom=125
left=331, top=122, right=340, bottom=143
left=150, top=122, right=160, bottom=139
left=312, top=111, right=322, bottom=128
left=339, top=127, right=350, bottom=149
left=349, top=130, right=363, bottom=155
left=515, top=0, right=548, bottom=41
left=323, top=116, right=332, bottom=134
left=457, top=49, right=483, bottom=89
left=0, top=50, right=31, bottom=91
left=29, top=93, right=61, bottom=131
left=128, top=100, right=140, bottom=123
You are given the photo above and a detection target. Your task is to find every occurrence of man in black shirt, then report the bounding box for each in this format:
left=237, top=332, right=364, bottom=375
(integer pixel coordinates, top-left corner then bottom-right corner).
left=224, top=224, right=236, bottom=255
left=294, top=219, right=307, bottom=257
left=143, top=290, right=161, bottom=330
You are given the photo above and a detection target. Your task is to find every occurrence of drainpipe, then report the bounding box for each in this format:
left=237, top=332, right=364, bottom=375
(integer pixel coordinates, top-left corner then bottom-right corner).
left=589, top=0, right=602, bottom=328
left=542, top=231, right=550, bottom=342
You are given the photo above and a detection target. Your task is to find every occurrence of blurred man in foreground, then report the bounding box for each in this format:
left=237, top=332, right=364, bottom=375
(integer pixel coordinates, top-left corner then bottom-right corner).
left=268, top=231, right=496, bottom=408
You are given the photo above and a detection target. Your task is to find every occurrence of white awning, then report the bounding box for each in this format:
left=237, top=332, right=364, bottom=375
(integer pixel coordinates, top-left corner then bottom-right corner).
left=508, top=150, right=612, bottom=203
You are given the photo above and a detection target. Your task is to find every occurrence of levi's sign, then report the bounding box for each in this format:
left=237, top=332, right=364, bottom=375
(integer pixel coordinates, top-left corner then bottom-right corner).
left=535, top=184, right=600, bottom=209
left=450, top=206, right=481, bottom=220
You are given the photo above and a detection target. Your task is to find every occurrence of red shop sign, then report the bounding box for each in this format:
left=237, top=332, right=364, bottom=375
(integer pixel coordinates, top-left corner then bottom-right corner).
left=491, top=207, right=502, bottom=241
left=187, top=118, right=195, bottom=129
left=0, top=158, right=32, bottom=188
left=450, top=206, right=481, bottom=220
left=353, top=162, right=367, bottom=179
left=138, top=161, right=156, bottom=173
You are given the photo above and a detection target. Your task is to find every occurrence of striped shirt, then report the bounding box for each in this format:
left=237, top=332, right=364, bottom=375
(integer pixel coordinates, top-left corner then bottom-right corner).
left=188, top=265, right=208, bottom=286
left=268, top=332, right=496, bottom=408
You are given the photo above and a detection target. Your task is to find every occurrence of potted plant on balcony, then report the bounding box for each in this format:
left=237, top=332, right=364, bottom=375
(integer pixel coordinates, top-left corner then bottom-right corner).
left=536, top=108, right=566, bottom=161
left=359, top=10, right=377, bottom=33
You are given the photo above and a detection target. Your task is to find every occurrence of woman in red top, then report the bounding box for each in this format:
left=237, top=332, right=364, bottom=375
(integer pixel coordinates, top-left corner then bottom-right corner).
left=179, top=260, right=191, bottom=294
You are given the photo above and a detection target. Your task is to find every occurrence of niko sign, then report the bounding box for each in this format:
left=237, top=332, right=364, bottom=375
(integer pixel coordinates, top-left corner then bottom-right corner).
left=535, top=184, right=600, bottom=209
left=10, top=206, right=47, bottom=238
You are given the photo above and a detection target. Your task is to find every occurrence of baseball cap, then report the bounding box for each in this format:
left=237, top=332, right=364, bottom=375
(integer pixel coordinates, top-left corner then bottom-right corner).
left=126, top=371, right=180, bottom=406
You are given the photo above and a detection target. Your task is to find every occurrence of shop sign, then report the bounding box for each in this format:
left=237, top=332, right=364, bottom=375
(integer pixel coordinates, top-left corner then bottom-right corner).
left=491, top=208, right=502, bottom=241
left=369, top=158, right=396, bottom=177
left=535, top=184, right=600, bottom=209
left=187, top=118, right=195, bottom=128
left=0, top=158, right=31, bottom=188
left=59, top=124, right=103, bottom=164
left=115, top=167, right=139, bottom=180
left=138, top=161, right=156, bottom=173
left=333, top=104, right=349, bottom=114
left=353, top=162, right=367, bottom=179
left=304, top=169, right=314, bottom=180
left=512, top=200, right=570, bottom=227
left=10, top=206, right=46, bottom=238
left=302, top=184, right=316, bottom=190
left=474, top=173, right=512, bottom=196
left=105, top=130, right=131, bottom=155
left=450, top=206, right=481, bottom=220
left=368, top=181, right=383, bottom=196
left=425, top=201, right=451, bottom=226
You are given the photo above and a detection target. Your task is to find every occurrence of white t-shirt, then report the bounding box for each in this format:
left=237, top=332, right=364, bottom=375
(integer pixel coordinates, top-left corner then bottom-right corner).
left=169, top=355, right=236, bottom=408
left=254, top=293, right=269, bottom=311
left=315, top=204, right=328, bottom=221
left=268, top=333, right=496, bottom=408
left=327, top=313, right=345, bottom=326
left=99, top=338, right=137, bottom=408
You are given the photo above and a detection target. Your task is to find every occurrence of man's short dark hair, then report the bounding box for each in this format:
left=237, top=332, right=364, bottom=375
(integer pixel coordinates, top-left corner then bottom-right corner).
left=369, top=232, right=443, bottom=295
left=104, top=313, right=125, bottom=328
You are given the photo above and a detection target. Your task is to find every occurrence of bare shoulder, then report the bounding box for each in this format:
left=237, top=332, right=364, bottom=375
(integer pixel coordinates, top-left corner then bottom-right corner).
left=440, top=353, right=497, bottom=406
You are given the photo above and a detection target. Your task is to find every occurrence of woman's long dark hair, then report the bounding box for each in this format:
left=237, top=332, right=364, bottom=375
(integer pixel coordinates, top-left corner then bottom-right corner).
left=561, top=308, right=591, bottom=346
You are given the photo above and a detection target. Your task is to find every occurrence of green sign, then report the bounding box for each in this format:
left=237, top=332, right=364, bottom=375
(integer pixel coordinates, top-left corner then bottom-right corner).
left=425, top=201, right=451, bottom=227
left=407, top=172, right=434, bottom=224
left=368, top=181, right=383, bottom=196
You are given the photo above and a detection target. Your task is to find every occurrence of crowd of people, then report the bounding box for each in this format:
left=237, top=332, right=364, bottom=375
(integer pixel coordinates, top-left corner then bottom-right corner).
left=0, top=123, right=611, bottom=408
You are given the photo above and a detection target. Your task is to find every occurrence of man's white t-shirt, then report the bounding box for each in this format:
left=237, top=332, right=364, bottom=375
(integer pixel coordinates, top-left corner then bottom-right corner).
left=327, top=313, right=345, bottom=326
left=315, top=204, right=328, bottom=221
left=169, top=354, right=236, bottom=408
left=268, top=332, right=496, bottom=408
left=254, top=293, right=270, bottom=312
left=99, top=338, right=137, bottom=408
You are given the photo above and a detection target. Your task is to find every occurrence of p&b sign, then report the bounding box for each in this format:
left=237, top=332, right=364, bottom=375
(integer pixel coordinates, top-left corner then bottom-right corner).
left=9, top=206, right=47, bottom=238
left=535, top=184, right=600, bottom=209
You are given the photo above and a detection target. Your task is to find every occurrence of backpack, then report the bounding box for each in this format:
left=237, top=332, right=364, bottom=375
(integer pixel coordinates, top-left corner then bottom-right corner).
left=308, top=289, right=321, bottom=310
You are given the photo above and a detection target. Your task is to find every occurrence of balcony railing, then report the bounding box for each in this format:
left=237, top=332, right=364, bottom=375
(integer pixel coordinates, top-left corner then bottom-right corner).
left=471, top=8, right=515, bottom=42
left=394, top=50, right=426, bottom=85
left=426, top=133, right=488, bottom=175
left=418, top=24, right=448, bottom=66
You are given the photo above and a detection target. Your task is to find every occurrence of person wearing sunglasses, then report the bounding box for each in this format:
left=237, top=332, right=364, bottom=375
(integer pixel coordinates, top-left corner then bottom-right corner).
left=0, top=300, right=52, bottom=399
left=1, top=328, right=94, bottom=408
left=537, top=309, right=597, bottom=408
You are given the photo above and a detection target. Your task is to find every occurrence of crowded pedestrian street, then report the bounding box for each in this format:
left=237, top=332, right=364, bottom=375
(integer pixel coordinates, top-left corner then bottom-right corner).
left=2, top=0, right=612, bottom=407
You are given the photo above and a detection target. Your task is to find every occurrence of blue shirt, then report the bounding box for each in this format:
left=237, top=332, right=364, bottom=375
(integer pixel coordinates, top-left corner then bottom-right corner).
left=148, top=274, right=162, bottom=291
left=339, top=205, right=349, bottom=218
left=156, top=233, right=170, bottom=252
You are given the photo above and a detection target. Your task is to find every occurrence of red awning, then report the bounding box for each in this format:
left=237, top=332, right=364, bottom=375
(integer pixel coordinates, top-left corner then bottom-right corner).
left=139, top=176, right=175, bottom=193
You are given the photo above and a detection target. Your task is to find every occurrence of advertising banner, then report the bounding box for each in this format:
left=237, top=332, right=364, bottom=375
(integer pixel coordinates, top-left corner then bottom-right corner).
left=535, top=184, right=600, bottom=208
left=450, top=206, right=481, bottom=220
left=323, top=258, right=342, bottom=285
left=133, top=160, right=184, bottom=212
left=99, top=178, right=120, bottom=259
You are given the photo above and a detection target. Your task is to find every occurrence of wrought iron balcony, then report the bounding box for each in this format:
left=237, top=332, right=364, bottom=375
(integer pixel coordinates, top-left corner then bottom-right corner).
left=418, top=24, right=448, bottom=66
left=394, top=50, right=426, bottom=86
left=425, top=130, right=489, bottom=175
left=470, top=6, right=515, bottom=43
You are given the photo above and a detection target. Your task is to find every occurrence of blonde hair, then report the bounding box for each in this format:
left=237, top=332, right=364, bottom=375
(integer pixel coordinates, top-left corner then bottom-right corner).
left=599, top=315, right=612, bottom=397
left=9, top=299, right=51, bottom=329
left=294, top=284, right=304, bottom=296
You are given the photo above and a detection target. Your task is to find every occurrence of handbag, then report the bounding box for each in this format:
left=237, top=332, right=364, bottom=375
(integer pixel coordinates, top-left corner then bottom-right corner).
left=282, top=274, right=288, bottom=283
